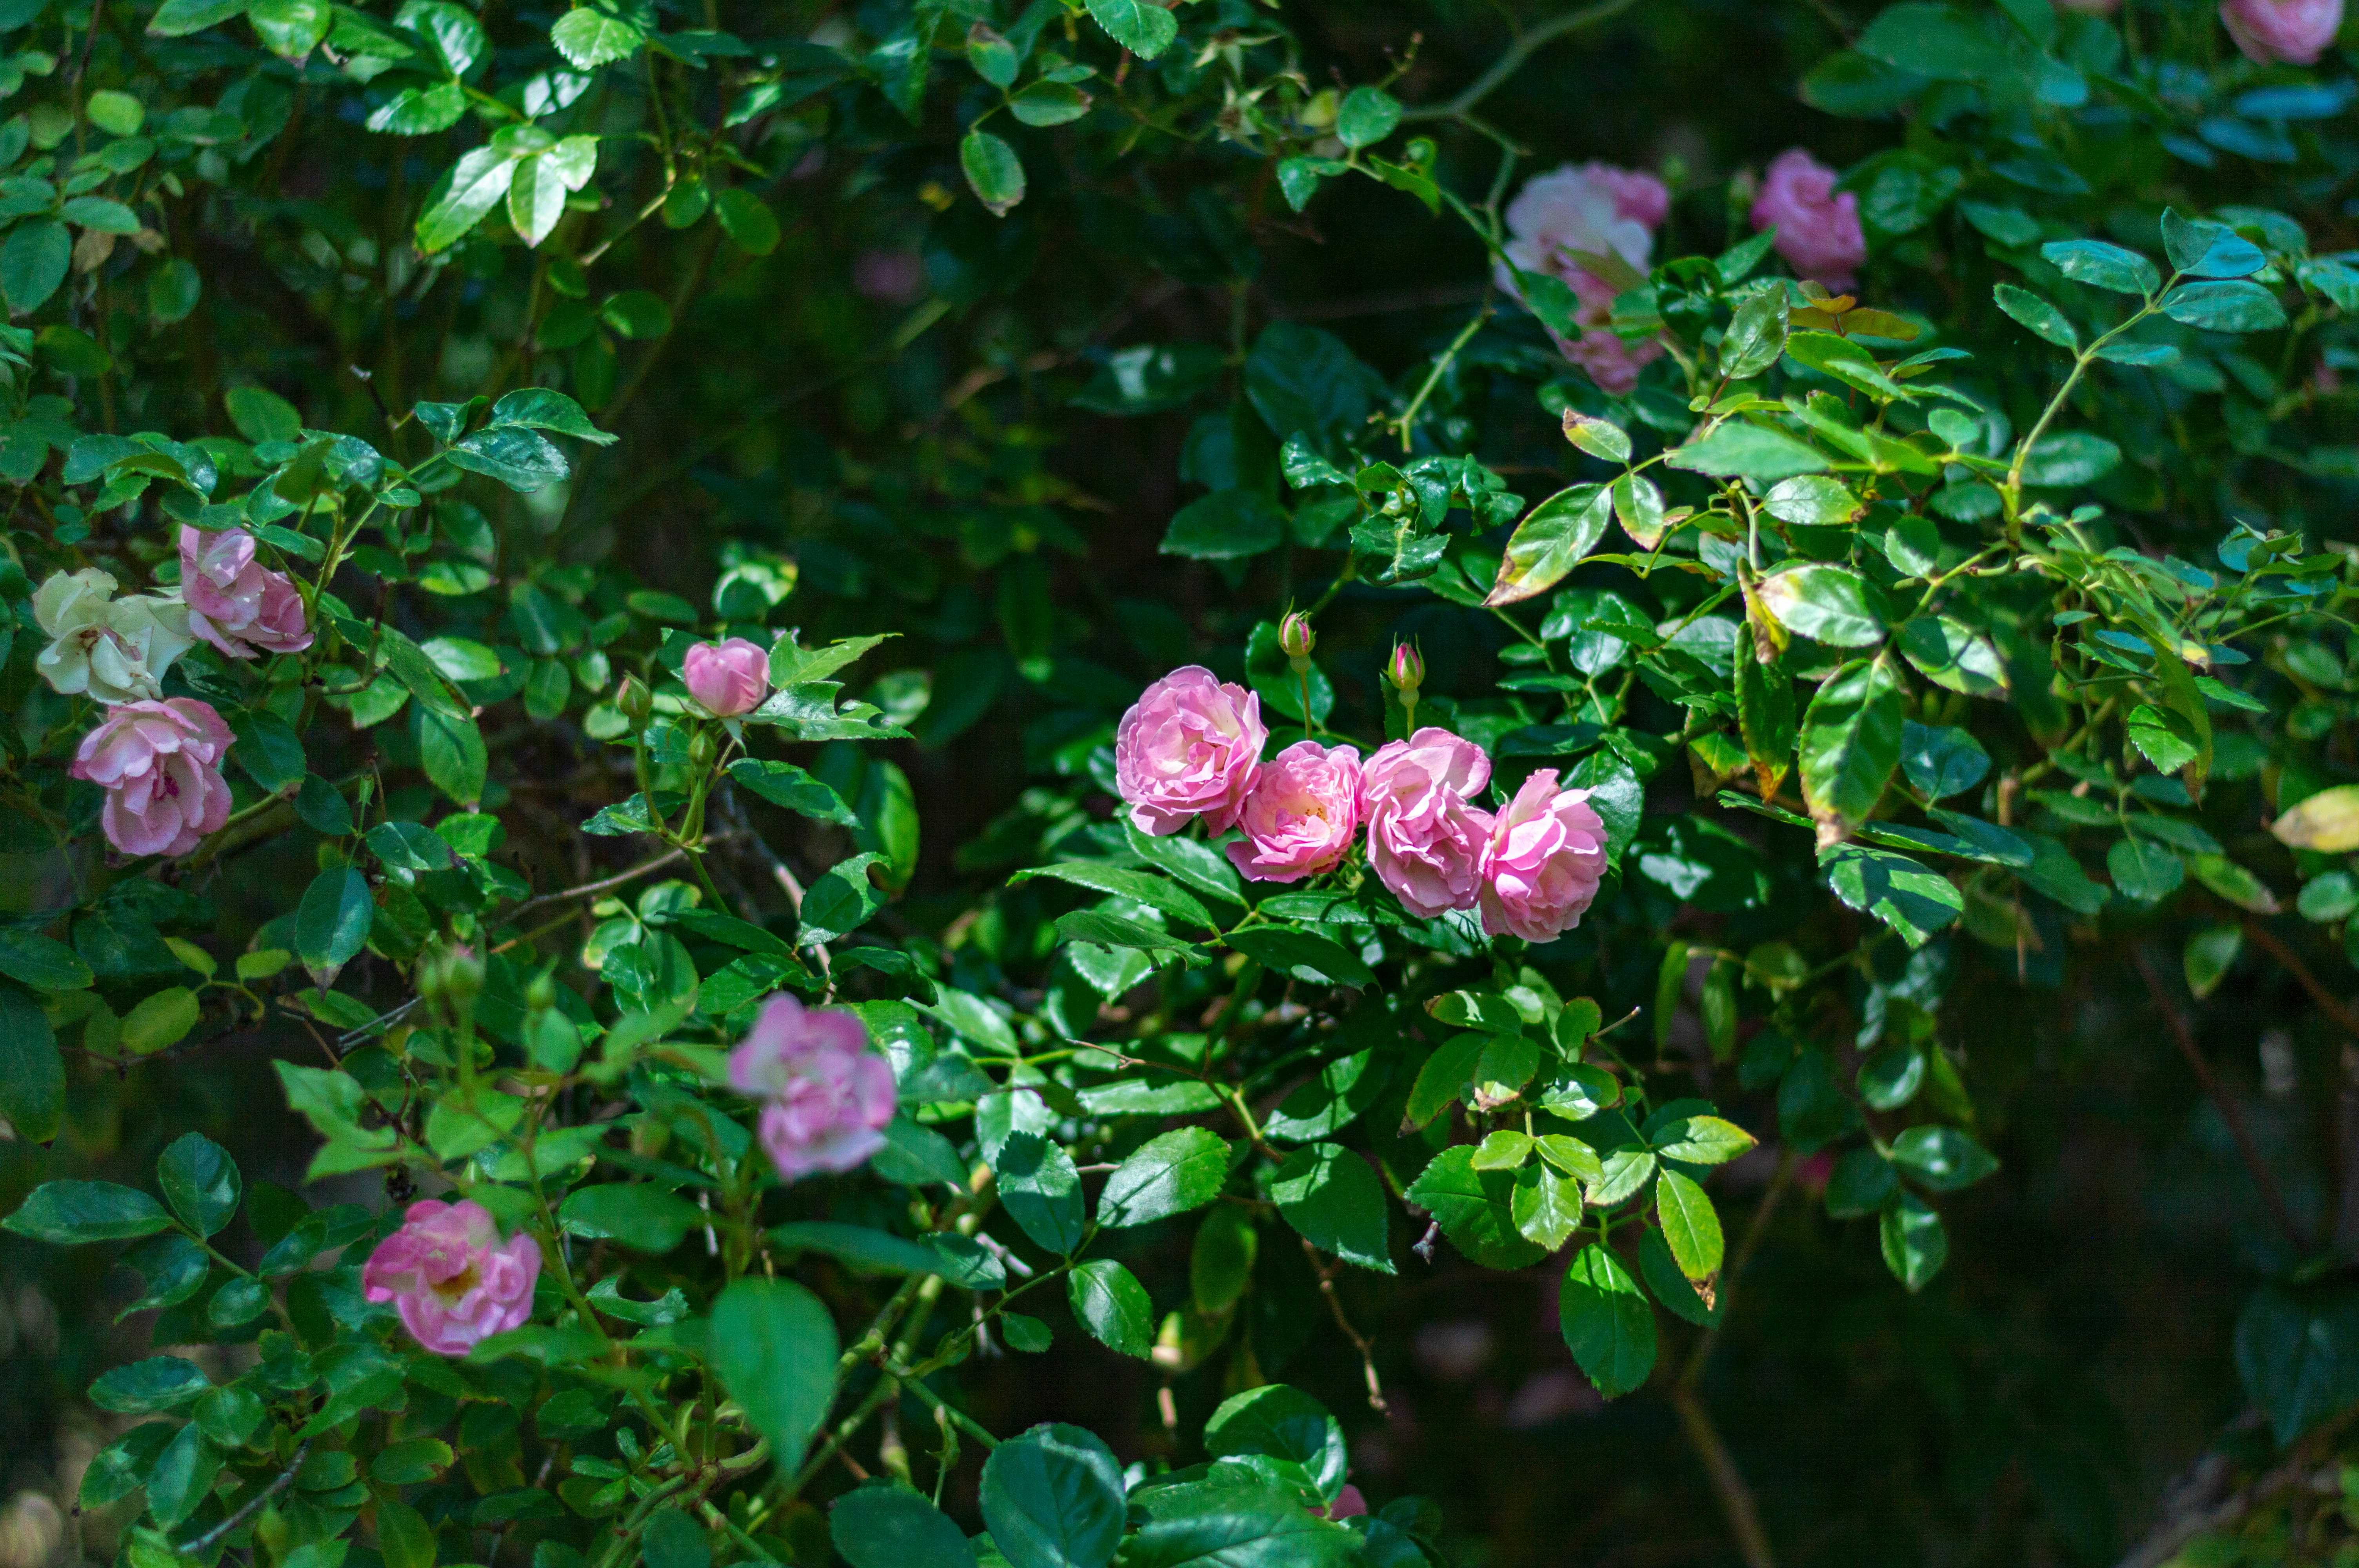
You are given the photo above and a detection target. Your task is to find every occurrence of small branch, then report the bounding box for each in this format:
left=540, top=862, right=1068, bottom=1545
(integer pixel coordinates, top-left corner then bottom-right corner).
left=2239, top=919, right=2359, bottom=1040
left=502, top=846, right=689, bottom=924
left=1669, top=1388, right=1776, bottom=1568
left=180, top=1441, right=311, bottom=1554
left=1679, top=1148, right=1793, bottom=1391
left=2134, top=948, right=2311, bottom=1255
left=1400, top=0, right=1645, bottom=123
left=1300, top=1236, right=1388, bottom=1413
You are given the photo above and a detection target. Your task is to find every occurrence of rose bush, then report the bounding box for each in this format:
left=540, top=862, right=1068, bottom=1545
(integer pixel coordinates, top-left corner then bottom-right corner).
left=2, top=0, right=2359, bottom=1564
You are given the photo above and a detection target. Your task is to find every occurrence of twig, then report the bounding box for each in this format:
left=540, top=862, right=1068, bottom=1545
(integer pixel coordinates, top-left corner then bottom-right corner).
left=2239, top=919, right=2359, bottom=1040
left=1668, top=1388, right=1776, bottom=1568
left=1679, top=1148, right=1793, bottom=1390
left=180, top=1441, right=311, bottom=1554
left=502, top=846, right=690, bottom=924
left=1300, top=1236, right=1388, bottom=1413
left=1400, top=0, right=1646, bottom=123
left=2135, top=948, right=2311, bottom=1255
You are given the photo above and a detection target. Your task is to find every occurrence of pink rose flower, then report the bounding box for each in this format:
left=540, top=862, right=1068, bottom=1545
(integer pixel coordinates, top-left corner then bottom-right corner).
left=1496, top=163, right=1670, bottom=395
left=69, top=699, right=236, bottom=859
left=1359, top=728, right=1494, bottom=918
left=179, top=527, right=313, bottom=659
left=683, top=637, right=771, bottom=717
left=1749, top=149, right=1868, bottom=292
left=362, top=1199, right=542, bottom=1356
left=2222, top=0, right=2341, bottom=61
left=729, top=995, right=898, bottom=1181
left=1478, top=769, right=1610, bottom=943
left=1226, top=741, right=1362, bottom=884
left=1114, top=666, right=1267, bottom=837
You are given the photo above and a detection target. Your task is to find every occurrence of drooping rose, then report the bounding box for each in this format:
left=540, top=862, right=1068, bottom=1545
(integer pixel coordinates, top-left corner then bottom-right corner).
left=1749, top=149, right=1868, bottom=292
left=1227, top=741, right=1362, bottom=884
left=33, top=568, right=194, bottom=704
left=683, top=637, right=771, bottom=717
left=1478, top=769, right=1610, bottom=942
left=1496, top=163, right=1672, bottom=394
left=1359, top=728, right=1494, bottom=918
left=69, top=698, right=236, bottom=858
left=178, top=527, right=312, bottom=659
left=1114, top=666, right=1267, bottom=836
left=2221, top=0, right=2342, bottom=62
left=728, top=995, right=898, bottom=1181
left=362, top=1200, right=543, bottom=1356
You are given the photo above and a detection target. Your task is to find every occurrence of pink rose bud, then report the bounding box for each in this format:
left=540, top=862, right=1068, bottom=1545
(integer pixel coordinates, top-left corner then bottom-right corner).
left=729, top=995, right=898, bottom=1181
left=69, top=698, right=236, bottom=859
left=1227, top=741, right=1362, bottom=884
left=362, top=1199, right=542, bottom=1356
left=1749, top=149, right=1869, bottom=292
left=1278, top=610, right=1316, bottom=662
left=682, top=637, right=771, bottom=717
left=1478, top=769, right=1610, bottom=943
left=1114, top=666, right=1267, bottom=837
left=2222, top=0, right=2341, bottom=61
left=1387, top=643, right=1425, bottom=693
left=179, top=526, right=313, bottom=659
left=1359, top=728, right=1494, bottom=918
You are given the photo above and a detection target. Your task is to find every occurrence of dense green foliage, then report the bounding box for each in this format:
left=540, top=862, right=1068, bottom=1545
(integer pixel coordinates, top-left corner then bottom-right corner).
left=10, top=0, right=2359, bottom=1564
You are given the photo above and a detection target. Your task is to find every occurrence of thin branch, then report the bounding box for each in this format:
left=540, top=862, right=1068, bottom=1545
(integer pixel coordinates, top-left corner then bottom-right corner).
left=1300, top=1235, right=1388, bottom=1413
left=1669, top=1388, right=1776, bottom=1568
left=502, top=846, right=690, bottom=924
left=180, top=1441, right=311, bottom=1554
left=1400, top=0, right=1646, bottom=123
left=2239, top=919, right=2359, bottom=1040
left=2134, top=948, right=2311, bottom=1255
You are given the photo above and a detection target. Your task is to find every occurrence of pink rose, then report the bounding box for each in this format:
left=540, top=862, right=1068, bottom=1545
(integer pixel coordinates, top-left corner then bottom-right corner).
left=1478, top=769, right=1610, bottom=942
left=729, top=995, right=898, bottom=1181
left=1226, top=741, right=1362, bottom=884
left=179, top=527, right=313, bottom=659
left=683, top=637, right=771, bottom=717
left=2222, top=0, right=2341, bottom=61
left=362, top=1199, right=542, bottom=1356
left=1114, top=666, right=1267, bottom=836
left=69, top=699, right=236, bottom=859
left=1749, top=149, right=1868, bottom=292
left=1496, top=163, right=1670, bottom=395
left=1359, top=728, right=1494, bottom=918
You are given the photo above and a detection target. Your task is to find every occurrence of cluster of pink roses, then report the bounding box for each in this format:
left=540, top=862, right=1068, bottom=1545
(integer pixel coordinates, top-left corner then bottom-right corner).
left=1114, top=667, right=1610, bottom=943
left=37, top=526, right=315, bottom=860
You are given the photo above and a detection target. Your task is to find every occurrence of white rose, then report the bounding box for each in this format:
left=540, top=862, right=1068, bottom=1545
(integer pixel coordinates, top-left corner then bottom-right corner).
left=33, top=568, right=195, bottom=704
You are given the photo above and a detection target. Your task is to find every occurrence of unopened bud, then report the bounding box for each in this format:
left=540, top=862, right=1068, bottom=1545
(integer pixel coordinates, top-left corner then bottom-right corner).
left=1386, top=642, right=1425, bottom=695
left=616, top=674, right=654, bottom=727
left=689, top=729, right=718, bottom=768
left=417, top=940, right=484, bottom=1009
left=1278, top=610, right=1315, bottom=669
left=525, top=971, right=557, bottom=1011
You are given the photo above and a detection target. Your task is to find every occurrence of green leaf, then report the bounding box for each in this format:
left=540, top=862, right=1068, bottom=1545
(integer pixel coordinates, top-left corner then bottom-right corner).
left=1650, top=1115, right=1757, bottom=1165
left=122, top=985, right=200, bottom=1055
left=1096, top=1128, right=1231, bottom=1228
left=417, top=146, right=518, bottom=253
left=960, top=128, right=1025, bottom=218
left=1223, top=926, right=1372, bottom=988
left=147, top=0, right=249, bottom=33
left=1762, top=474, right=1861, bottom=527
left=1270, top=1141, right=1393, bottom=1273
left=1879, top=1192, right=1947, bottom=1290
left=367, top=81, right=467, bottom=134
left=800, top=852, right=886, bottom=944
left=1756, top=563, right=1886, bottom=648
left=0, top=985, right=62, bottom=1142
left=1162, top=488, right=1286, bottom=561
left=830, top=1484, right=976, bottom=1568
left=1, top=221, right=69, bottom=314
left=1855, top=1, right=2009, bottom=78
left=1204, top=1385, right=1347, bottom=1497
left=550, top=5, right=645, bottom=68
left=2162, top=208, right=2266, bottom=278
left=2161, top=279, right=2286, bottom=333
left=4, top=1180, right=170, bottom=1242
left=2128, top=702, right=2201, bottom=774
left=1821, top=842, right=1963, bottom=948
left=1800, top=655, right=1905, bottom=838
left=92, top=1355, right=211, bottom=1414
left=2185, top=922, right=2243, bottom=999
left=1735, top=632, right=1796, bottom=798
left=728, top=759, right=859, bottom=826
left=1559, top=1243, right=1655, bottom=1398
left=414, top=707, right=488, bottom=805
left=157, top=1132, right=240, bottom=1238
left=1011, top=863, right=1212, bottom=931
left=978, top=1423, right=1126, bottom=1568
left=766, top=1222, right=943, bottom=1277
left=448, top=426, right=569, bottom=491
left=1510, top=1164, right=1585, bottom=1250
left=249, top=0, right=328, bottom=56
left=712, top=188, right=780, bottom=254
left=1009, top=80, right=1091, bottom=127
left=709, top=1279, right=839, bottom=1468
left=1888, top=1125, right=1999, bottom=1191
left=1083, top=0, right=1176, bottom=58
left=1405, top=1145, right=1547, bottom=1270
left=2019, top=430, right=2120, bottom=486
left=2041, top=238, right=2159, bottom=296
left=1335, top=86, right=1401, bottom=149
left=1119, top=1475, right=1357, bottom=1568
left=1065, top=1259, right=1154, bottom=1358
left=295, top=868, right=373, bottom=987
left=1992, top=283, right=2077, bottom=349
left=1719, top=290, right=1788, bottom=379
left=1654, top=1168, right=1723, bottom=1280
left=2108, top=835, right=2184, bottom=903
left=2237, top=1283, right=2359, bottom=1446
left=1896, top=616, right=2007, bottom=697
left=560, top=1184, right=700, bottom=1252
left=1665, top=422, right=1829, bottom=483
left=1483, top=484, right=1611, bottom=607
left=996, top=1132, right=1087, bottom=1255
left=1403, top=1032, right=1490, bottom=1129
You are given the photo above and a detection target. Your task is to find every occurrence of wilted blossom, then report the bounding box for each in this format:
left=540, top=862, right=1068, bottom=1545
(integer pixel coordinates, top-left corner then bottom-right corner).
left=1496, top=162, right=1671, bottom=394
left=362, top=1200, right=542, bottom=1356
left=1359, top=729, right=1494, bottom=918
left=1749, top=149, right=1868, bottom=292
left=683, top=637, right=771, bottom=716
left=69, top=698, right=235, bottom=858
left=1227, top=740, right=1362, bottom=884
left=729, top=995, right=897, bottom=1181
left=1114, top=666, right=1267, bottom=836
left=178, top=526, right=312, bottom=659
left=33, top=568, right=194, bottom=704
left=1477, top=769, right=1610, bottom=942
left=2221, top=0, right=2342, bottom=62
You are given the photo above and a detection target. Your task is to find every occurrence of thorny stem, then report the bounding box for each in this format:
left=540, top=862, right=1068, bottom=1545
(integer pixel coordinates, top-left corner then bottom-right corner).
left=1399, top=0, right=1646, bottom=123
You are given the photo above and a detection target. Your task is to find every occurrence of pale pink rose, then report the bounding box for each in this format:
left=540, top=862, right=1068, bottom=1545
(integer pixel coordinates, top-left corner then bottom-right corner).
left=69, top=699, right=236, bottom=858
left=1114, top=666, right=1267, bottom=836
left=1226, top=741, right=1361, bottom=884
left=683, top=637, right=770, bottom=717
left=1749, top=149, right=1868, bottom=292
left=362, top=1199, right=542, bottom=1356
left=179, top=527, right=313, bottom=659
left=1495, top=163, right=1669, bottom=394
left=1312, top=1485, right=1368, bottom=1521
left=1359, top=728, right=1494, bottom=918
left=2222, top=0, right=2341, bottom=61
left=1478, top=769, right=1609, bottom=942
left=729, top=995, right=897, bottom=1181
